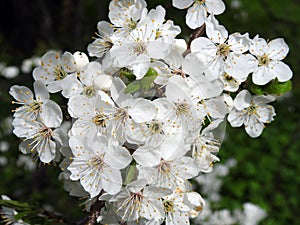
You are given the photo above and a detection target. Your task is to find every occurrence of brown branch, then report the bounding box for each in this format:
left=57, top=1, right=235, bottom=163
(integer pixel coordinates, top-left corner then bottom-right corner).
left=184, top=24, right=206, bottom=56
left=84, top=200, right=105, bottom=225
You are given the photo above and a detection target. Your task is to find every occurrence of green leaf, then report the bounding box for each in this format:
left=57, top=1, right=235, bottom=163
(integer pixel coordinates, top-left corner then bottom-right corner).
left=249, top=84, right=264, bottom=95
left=124, top=162, right=137, bottom=185
left=264, top=80, right=292, bottom=95
left=0, top=199, right=32, bottom=211
left=121, top=71, right=136, bottom=82
left=144, top=67, right=158, bottom=77
left=14, top=211, right=33, bottom=220
left=140, top=76, right=156, bottom=89
left=124, top=81, right=141, bottom=94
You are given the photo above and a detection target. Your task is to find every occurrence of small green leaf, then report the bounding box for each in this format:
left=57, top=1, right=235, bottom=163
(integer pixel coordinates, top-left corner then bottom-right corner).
left=124, top=162, right=137, bottom=185
left=264, top=80, right=292, bottom=95
left=0, top=200, right=31, bottom=211
left=14, top=211, right=33, bottom=220
left=124, top=81, right=141, bottom=94
left=249, top=84, right=264, bottom=95
left=121, top=71, right=136, bottom=82
left=140, top=76, right=156, bottom=90
left=144, top=67, right=158, bottom=77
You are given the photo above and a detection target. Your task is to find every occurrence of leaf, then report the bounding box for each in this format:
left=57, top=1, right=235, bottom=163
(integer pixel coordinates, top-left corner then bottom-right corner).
left=0, top=199, right=32, bottom=211
left=124, top=162, right=137, bottom=185
left=124, top=81, right=141, bottom=94
left=121, top=71, right=136, bottom=82
left=14, top=211, right=33, bottom=220
left=144, top=67, right=158, bottom=77
left=140, top=76, right=156, bottom=89
left=264, top=79, right=292, bottom=95
left=249, top=84, right=264, bottom=95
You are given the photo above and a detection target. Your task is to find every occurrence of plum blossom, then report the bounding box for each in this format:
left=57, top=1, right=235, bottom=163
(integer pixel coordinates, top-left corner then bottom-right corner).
left=228, top=90, right=276, bottom=138
left=172, top=0, right=225, bottom=29
left=250, top=35, right=293, bottom=85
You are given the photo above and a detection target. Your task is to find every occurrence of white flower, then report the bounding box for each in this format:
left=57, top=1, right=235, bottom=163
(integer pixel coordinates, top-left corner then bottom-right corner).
left=250, top=35, right=293, bottom=85
left=191, top=15, right=254, bottom=80
left=68, top=135, right=132, bottom=198
left=104, top=179, right=171, bottom=222
left=234, top=203, right=267, bottom=225
left=228, top=90, right=276, bottom=138
left=10, top=81, right=62, bottom=124
left=110, top=23, right=170, bottom=79
left=33, top=51, right=78, bottom=94
left=172, top=0, right=225, bottom=29
left=88, top=21, right=115, bottom=58
left=12, top=116, right=62, bottom=163
left=163, top=187, right=205, bottom=225
left=2, top=66, right=19, bottom=79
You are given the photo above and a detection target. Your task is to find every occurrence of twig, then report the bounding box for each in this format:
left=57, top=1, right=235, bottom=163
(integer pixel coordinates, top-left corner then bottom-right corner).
left=84, top=200, right=105, bottom=225
left=184, top=24, right=206, bottom=56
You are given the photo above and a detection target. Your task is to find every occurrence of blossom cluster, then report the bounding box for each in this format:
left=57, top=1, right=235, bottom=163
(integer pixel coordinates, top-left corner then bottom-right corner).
left=9, top=0, right=292, bottom=224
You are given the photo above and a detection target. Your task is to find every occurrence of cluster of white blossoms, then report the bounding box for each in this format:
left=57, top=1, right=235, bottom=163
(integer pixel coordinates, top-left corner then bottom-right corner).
left=9, top=0, right=292, bottom=224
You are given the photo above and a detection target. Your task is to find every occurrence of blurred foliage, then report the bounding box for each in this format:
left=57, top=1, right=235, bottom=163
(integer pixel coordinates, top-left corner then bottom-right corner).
left=0, top=0, right=299, bottom=224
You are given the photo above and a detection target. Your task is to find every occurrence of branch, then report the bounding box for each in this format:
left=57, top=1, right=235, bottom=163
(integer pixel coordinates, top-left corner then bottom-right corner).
left=84, top=200, right=105, bottom=225
left=184, top=24, right=206, bottom=56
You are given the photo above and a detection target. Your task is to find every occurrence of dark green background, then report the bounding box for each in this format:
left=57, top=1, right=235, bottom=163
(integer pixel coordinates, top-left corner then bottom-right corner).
left=0, top=0, right=299, bottom=224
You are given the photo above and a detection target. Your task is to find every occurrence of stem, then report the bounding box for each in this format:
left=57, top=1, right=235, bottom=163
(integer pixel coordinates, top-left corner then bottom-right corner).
left=184, top=24, right=206, bottom=56
left=84, top=200, right=105, bottom=225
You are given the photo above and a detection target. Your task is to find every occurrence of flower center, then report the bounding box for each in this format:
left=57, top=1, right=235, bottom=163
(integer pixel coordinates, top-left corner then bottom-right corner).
left=93, top=113, right=107, bottom=127
left=247, top=102, right=257, bottom=115
left=195, top=0, right=206, bottom=5
left=28, top=101, right=42, bottom=113
left=217, top=43, right=231, bottom=58
left=39, top=127, right=53, bottom=138
left=89, top=156, right=104, bottom=169
left=83, top=86, right=96, bottom=97
left=133, top=40, right=147, bottom=56
left=176, top=102, right=190, bottom=116
left=114, top=108, right=129, bottom=123
left=258, top=54, right=270, bottom=66
left=149, top=121, right=163, bottom=134
left=126, top=19, right=137, bottom=30
left=163, top=200, right=175, bottom=213
left=158, top=160, right=171, bottom=173
left=54, top=67, right=67, bottom=80
left=130, top=192, right=144, bottom=203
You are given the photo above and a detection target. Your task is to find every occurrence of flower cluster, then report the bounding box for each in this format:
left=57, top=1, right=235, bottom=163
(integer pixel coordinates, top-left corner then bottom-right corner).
left=9, top=0, right=292, bottom=224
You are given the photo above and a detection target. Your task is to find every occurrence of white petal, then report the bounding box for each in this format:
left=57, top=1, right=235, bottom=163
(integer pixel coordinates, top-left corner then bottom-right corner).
left=172, top=0, right=193, bottom=9
left=227, top=109, right=246, bottom=127
left=33, top=81, right=49, bottom=102
left=267, top=38, right=289, bottom=60
left=80, top=61, right=103, bottom=86
left=41, top=100, right=63, bottom=128
left=68, top=95, right=95, bottom=118
left=234, top=90, right=251, bottom=110
left=269, top=61, right=293, bottom=82
left=205, top=15, right=228, bottom=44
left=104, top=145, right=132, bottom=169
left=132, top=146, right=161, bottom=167
left=62, top=51, right=76, bottom=72
left=252, top=66, right=274, bottom=85
left=256, top=105, right=275, bottom=123
left=250, top=35, right=268, bottom=57
left=9, top=85, right=34, bottom=103
left=225, top=53, right=255, bottom=79
left=206, top=0, right=226, bottom=14
left=244, top=116, right=264, bottom=138
left=38, top=139, right=56, bottom=163
left=128, top=98, right=157, bottom=123
left=186, top=4, right=206, bottom=29
left=166, top=76, right=190, bottom=103
left=102, top=167, right=122, bottom=195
